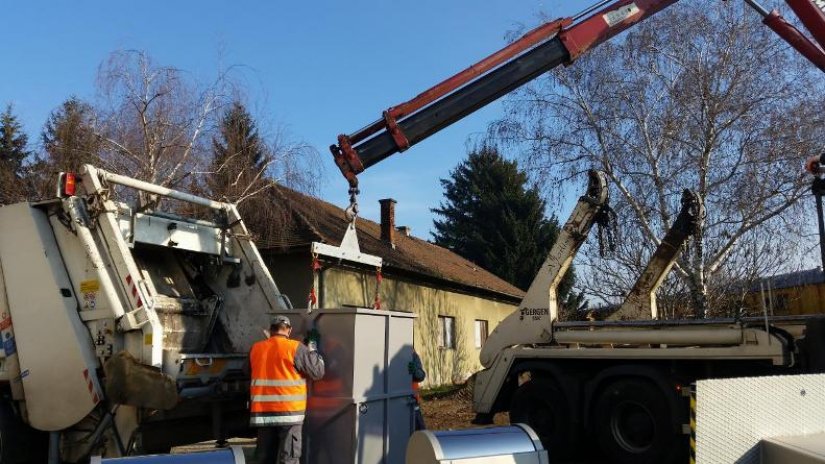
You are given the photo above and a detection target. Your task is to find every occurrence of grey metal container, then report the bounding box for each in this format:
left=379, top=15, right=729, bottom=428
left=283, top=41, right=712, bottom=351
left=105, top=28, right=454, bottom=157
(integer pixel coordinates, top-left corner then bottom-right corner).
left=405, top=425, right=548, bottom=464
left=305, top=308, right=416, bottom=464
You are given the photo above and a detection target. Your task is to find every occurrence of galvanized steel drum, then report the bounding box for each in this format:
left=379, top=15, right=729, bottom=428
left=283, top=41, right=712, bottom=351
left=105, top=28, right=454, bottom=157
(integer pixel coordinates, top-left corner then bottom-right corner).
left=90, top=446, right=245, bottom=464
left=406, top=424, right=548, bottom=464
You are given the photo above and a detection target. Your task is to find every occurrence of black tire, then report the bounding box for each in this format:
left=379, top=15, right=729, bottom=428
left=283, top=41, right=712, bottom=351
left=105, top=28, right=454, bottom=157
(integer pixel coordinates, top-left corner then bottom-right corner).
left=590, top=378, right=683, bottom=464
left=0, top=400, right=22, bottom=464
left=0, top=400, right=46, bottom=464
left=509, top=378, right=573, bottom=459
left=134, top=433, right=173, bottom=455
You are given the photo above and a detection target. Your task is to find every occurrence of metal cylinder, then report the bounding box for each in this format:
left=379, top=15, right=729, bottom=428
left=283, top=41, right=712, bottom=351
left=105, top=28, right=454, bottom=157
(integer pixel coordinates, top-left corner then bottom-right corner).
left=406, top=424, right=547, bottom=463
left=90, top=447, right=245, bottom=464
left=554, top=327, right=743, bottom=346
left=83, top=165, right=230, bottom=211
left=354, top=38, right=570, bottom=170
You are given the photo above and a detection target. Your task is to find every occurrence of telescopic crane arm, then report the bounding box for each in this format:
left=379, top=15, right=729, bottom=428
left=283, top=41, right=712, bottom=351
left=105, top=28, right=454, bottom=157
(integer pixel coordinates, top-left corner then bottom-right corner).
left=331, top=0, right=825, bottom=188
left=331, top=0, right=680, bottom=188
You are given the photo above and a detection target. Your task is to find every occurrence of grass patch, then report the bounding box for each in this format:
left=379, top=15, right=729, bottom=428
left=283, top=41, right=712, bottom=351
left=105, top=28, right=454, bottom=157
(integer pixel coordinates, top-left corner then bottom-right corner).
left=421, top=384, right=464, bottom=400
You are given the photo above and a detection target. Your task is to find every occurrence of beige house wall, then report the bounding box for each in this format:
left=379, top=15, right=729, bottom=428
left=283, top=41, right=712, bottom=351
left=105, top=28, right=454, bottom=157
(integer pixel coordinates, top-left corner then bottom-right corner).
left=323, top=267, right=517, bottom=386
left=265, top=253, right=518, bottom=386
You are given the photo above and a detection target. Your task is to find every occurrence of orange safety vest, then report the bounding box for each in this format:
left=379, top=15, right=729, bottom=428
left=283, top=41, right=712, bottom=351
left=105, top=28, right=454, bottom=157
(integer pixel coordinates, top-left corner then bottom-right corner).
left=412, top=381, right=421, bottom=404
left=249, top=335, right=307, bottom=426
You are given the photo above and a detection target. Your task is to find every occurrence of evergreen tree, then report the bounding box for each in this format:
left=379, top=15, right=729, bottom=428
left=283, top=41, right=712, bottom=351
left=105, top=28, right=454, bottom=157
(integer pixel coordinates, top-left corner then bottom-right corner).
left=208, top=101, right=275, bottom=238
left=42, top=97, right=100, bottom=172
left=432, top=145, right=575, bottom=299
left=0, top=105, right=30, bottom=177
left=209, top=101, right=269, bottom=203
left=0, top=104, right=31, bottom=203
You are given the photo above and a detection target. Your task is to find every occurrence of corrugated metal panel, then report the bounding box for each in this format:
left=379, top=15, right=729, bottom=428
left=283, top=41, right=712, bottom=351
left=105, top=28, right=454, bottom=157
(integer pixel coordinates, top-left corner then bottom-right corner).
left=695, top=374, right=825, bottom=463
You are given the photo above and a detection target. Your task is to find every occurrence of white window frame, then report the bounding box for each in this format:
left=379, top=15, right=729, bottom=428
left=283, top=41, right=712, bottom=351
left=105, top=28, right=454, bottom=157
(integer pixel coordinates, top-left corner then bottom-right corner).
left=474, top=319, right=488, bottom=349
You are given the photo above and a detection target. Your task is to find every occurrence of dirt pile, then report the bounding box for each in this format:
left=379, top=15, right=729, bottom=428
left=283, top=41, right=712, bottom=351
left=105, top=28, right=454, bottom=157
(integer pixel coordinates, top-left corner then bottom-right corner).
left=420, top=382, right=509, bottom=430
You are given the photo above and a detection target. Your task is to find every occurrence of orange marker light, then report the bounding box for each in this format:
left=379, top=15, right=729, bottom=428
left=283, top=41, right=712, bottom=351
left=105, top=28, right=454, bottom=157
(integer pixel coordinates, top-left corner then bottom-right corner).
left=63, top=172, right=77, bottom=197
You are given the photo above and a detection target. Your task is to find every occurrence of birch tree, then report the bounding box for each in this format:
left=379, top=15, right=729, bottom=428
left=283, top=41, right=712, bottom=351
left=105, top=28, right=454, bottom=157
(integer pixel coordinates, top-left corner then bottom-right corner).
left=492, top=3, right=824, bottom=317
left=95, top=50, right=230, bottom=191
left=93, top=51, right=320, bottom=216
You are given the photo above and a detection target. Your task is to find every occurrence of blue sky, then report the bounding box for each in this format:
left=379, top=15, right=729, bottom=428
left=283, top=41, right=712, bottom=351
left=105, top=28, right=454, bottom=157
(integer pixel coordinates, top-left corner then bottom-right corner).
left=2, top=0, right=594, bottom=237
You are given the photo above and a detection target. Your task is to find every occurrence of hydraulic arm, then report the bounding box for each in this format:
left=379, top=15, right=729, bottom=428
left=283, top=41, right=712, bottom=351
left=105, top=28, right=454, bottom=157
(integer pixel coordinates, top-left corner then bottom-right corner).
left=478, top=170, right=609, bottom=368
left=609, top=189, right=703, bottom=321
left=331, top=0, right=825, bottom=188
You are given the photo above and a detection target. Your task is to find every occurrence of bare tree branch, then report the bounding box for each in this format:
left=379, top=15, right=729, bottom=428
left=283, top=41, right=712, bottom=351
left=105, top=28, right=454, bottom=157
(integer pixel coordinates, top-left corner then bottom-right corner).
left=490, top=2, right=822, bottom=317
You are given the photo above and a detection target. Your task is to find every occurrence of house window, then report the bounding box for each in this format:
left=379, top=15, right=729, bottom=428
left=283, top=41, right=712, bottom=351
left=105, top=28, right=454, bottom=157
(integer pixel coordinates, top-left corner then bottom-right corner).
left=474, top=320, right=488, bottom=348
left=437, top=316, right=455, bottom=349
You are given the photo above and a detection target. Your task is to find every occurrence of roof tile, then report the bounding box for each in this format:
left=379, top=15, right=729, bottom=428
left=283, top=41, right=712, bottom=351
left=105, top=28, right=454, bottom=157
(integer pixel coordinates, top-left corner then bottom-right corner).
left=257, top=186, right=525, bottom=300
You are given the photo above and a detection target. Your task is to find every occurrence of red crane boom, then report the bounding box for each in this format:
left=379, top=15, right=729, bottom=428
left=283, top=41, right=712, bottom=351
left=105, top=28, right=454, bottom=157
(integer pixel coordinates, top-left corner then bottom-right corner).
left=331, top=0, right=825, bottom=188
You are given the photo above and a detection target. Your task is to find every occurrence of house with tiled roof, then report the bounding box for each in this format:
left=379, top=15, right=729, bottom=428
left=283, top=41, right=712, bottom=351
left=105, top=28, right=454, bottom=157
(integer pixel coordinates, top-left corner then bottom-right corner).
left=741, top=267, right=825, bottom=315
left=256, top=185, right=525, bottom=386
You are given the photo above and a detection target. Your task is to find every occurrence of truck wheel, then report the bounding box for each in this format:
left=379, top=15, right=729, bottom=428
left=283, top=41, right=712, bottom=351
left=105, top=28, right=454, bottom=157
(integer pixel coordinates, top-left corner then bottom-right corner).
left=132, top=432, right=172, bottom=455
left=0, top=400, right=20, bottom=463
left=591, top=378, right=681, bottom=464
left=0, top=401, right=47, bottom=464
left=509, top=378, right=572, bottom=457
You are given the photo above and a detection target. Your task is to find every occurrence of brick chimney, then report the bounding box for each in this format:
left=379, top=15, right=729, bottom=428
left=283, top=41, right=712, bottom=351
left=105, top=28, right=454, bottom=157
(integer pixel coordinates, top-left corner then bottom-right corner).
left=396, top=226, right=411, bottom=237
left=379, top=198, right=397, bottom=247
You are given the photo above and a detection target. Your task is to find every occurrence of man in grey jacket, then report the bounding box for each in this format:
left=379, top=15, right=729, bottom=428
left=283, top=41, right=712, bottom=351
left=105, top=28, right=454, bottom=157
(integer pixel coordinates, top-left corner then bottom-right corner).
left=250, top=316, right=325, bottom=464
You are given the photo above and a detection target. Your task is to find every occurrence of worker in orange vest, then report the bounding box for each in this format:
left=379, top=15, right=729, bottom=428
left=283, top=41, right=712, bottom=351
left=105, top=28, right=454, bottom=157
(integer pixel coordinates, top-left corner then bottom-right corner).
left=250, top=315, right=324, bottom=464
left=409, top=350, right=426, bottom=430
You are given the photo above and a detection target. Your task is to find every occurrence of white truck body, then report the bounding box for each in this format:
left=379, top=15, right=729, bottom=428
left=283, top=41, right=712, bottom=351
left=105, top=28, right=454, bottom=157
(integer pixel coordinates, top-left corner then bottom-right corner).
left=472, top=171, right=825, bottom=464
left=0, top=165, right=289, bottom=460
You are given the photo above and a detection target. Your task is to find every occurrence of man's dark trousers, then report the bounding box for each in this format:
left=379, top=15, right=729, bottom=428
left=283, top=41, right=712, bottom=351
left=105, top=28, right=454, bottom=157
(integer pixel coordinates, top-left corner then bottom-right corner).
left=256, top=424, right=302, bottom=464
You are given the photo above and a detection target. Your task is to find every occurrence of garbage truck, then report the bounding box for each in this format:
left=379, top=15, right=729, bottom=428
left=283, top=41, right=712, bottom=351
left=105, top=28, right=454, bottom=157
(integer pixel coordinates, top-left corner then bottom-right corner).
left=0, top=165, right=289, bottom=461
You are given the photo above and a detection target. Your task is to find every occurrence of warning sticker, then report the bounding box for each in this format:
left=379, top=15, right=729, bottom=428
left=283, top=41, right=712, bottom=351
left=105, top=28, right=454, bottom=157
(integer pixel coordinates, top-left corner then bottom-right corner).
left=83, top=291, right=97, bottom=310
left=603, top=3, right=640, bottom=27
left=80, top=280, right=100, bottom=294
left=3, top=334, right=16, bottom=356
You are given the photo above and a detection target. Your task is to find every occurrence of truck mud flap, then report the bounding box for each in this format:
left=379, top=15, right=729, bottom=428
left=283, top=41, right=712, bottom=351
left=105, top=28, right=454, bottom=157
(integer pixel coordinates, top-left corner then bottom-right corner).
left=104, top=351, right=178, bottom=410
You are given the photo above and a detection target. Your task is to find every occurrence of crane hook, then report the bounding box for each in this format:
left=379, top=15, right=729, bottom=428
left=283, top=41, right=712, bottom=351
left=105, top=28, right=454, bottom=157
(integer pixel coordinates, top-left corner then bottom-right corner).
left=345, top=187, right=360, bottom=223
